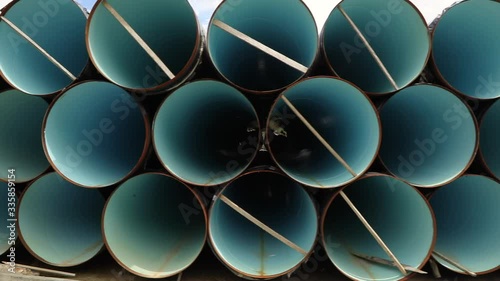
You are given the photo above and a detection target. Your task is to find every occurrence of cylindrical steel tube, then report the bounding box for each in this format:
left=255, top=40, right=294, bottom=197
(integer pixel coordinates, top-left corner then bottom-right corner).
left=1, top=181, right=16, bottom=256
left=480, top=99, right=500, bottom=180
left=42, top=81, right=149, bottom=188
left=267, top=77, right=380, bottom=188
left=153, top=80, right=260, bottom=186
left=17, top=172, right=105, bottom=266
left=102, top=173, right=207, bottom=279
left=321, top=174, right=435, bottom=281
left=0, top=0, right=88, bottom=95
left=379, top=84, right=478, bottom=187
left=321, top=0, right=430, bottom=94
left=0, top=89, right=49, bottom=183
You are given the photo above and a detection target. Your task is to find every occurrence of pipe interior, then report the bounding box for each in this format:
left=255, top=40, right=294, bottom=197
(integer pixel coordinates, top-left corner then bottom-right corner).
left=432, top=0, right=500, bottom=99
left=0, top=90, right=49, bottom=182
left=103, top=173, right=206, bottom=278
left=18, top=173, right=104, bottom=266
left=322, top=0, right=429, bottom=94
left=481, top=100, right=500, bottom=179
left=154, top=80, right=259, bottom=186
left=43, top=81, right=147, bottom=187
left=323, top=175, right=434, bottom=281
left=379, top=85, right=477, bottom=187
left=1, top=182, right=15, bottom=255
left=210, top=172, right=317, bottom=277
left=0, top=0, right=88, bottom=95
left=268, top=78, right=380, bottom=188
left=430, top=175, right=500, bottom=274
left=208, top=0, right=318, bottom=92
left=87, top=0, right=199, bottom=90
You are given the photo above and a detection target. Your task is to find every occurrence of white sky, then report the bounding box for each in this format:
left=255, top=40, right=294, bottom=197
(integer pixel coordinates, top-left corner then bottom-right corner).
left=1, top=0, right=457, bottom=29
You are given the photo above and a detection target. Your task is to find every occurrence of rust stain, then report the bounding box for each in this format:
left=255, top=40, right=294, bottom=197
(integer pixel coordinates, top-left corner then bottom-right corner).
left=259, top=230, right=266, bottom=277
left=343, top=240, right=377, bottom=281
left=152, top=236, right=188, bottom=277
left=60, top=240, right=102, bottom=266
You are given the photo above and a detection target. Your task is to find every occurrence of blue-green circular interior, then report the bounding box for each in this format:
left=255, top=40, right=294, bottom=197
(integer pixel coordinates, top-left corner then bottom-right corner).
left=268, top=78, right=380, bottom=188
left=430, top=175, right=500, bottom=274
left=379, top=85, right=477, bottom=187
left=432, top=0, right=500, bottom=99
left=323, top=0, right=429, bottom=94
left=88, top=0, right=198, bottom=90
left=103, top=173, right=206, bottom=278
left=18, top=173, right=104, bottom=266
left=323, top=176, right=434, bottom=281
left=0, top=90, right=49, bottom=182
left=210, top=172, right=317, bottom=277
left=44, top=81, right=147, bottom=187
left=154, top=80, right=259, bottom=186
left=0, top=0, right=88, bottom=95
left=208, top=0, right=318, bottom=92
left=1, top=182, right=16, bottom=255
left=481, top=100, right=500, bottom=179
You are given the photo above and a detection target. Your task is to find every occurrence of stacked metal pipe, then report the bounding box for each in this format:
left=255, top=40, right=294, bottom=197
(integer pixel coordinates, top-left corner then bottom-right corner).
left=0, top=0, right=499, bottom=280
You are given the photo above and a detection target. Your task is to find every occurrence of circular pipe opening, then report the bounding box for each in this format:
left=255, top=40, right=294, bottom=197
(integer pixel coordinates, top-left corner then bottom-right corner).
left=0, top=0, right=88, bottom=95
left=0, top=89, right=49, bottom=183
left=103, top=173, right=207, bottom=279
left=267, top=77, right=380, bottom=188
left=87, top=0, right=201, bottom=91
left=432, top=0, right=500, bottom=99
left=322, top=174, right=435, bottom=281
left=207, top=0, right=318, bottom=93
left=429, top=175, right=500, bottom=275
left=480, top=99, right=500, bottom=180
left=18, top=172, right=105, bottom=266
left=322, top=0, right=430, bottom=94
left=209, top=170, right=318, bottom=279
left=43, top=81, right=149, bottom=188
left=379, top=84, right=478, bottom=187
left=153, top=80, right=260, bottom=186
left=1, top=182, right=17, bottom=256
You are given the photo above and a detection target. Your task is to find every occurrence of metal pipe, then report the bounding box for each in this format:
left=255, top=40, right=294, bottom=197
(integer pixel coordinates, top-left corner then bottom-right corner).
left=208, top=169, right=318, bottom=279
left=86, top=0, right=203, bottom=93
left=102, top=173, right=207, bottom=279
left=267, top=77, right=380, bottom=188
left=17, top=172, right=105, bottom=266
left=42, top=81, right=149, bottom=188
left=379, top=84, right=478, bottom=188
left=207, top=0, right=318, bottom=94
left=152, top=80, right=260, bottom=186
left=480, top=99, right=500, bottom=181
left=321, top=0, right=430, bottom=95
left=1, top=181, right=16, bottom=256
left=0, top=0, right=88, bottom=95
left=429, top=175, right=500, bottom=275
left=431, top=0, right=500, bottom=99
left=321, top=173, right=436, bottom=281
left=0, top=89, right=50, bottom=183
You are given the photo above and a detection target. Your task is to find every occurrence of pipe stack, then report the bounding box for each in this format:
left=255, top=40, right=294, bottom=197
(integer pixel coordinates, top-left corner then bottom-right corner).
left=0, top=0, right=499, bottom=280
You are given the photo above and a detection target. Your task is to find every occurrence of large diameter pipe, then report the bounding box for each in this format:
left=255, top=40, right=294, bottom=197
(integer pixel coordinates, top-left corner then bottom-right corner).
left=480, top=99, right=500, bottom=180
left=321, top=0, right=430, bottom=94
left=0, top=89, right=49, bottom=183
left=209, top=170, right=318, bottom=279
left=1, top=182, right=16, bottom=256
left=153, top=80, right=260, bottom=186
left=18, top=172, right=105, bottom=266
left=432, top=0, right=500, bottom=99
left=429, top=175, right=500, bottom=275
left=86, top=0, right=202, bottom=92
left=103, top=173, right=207, bottom=279
left=42, top=81, right=149, bottom=188
left=0, top=0, right=88, bottom=95
left=322, top=174, right=435, bottom=281
left=267, top=77, right=380, bottom=188
left=207, top=0, right=318, bottom=94
left=379, top=84, right=478, bottom=188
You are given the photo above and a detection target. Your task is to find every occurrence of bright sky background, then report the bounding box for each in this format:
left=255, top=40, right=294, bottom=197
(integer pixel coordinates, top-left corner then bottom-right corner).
left=1, top=0, right=457, bottom=30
